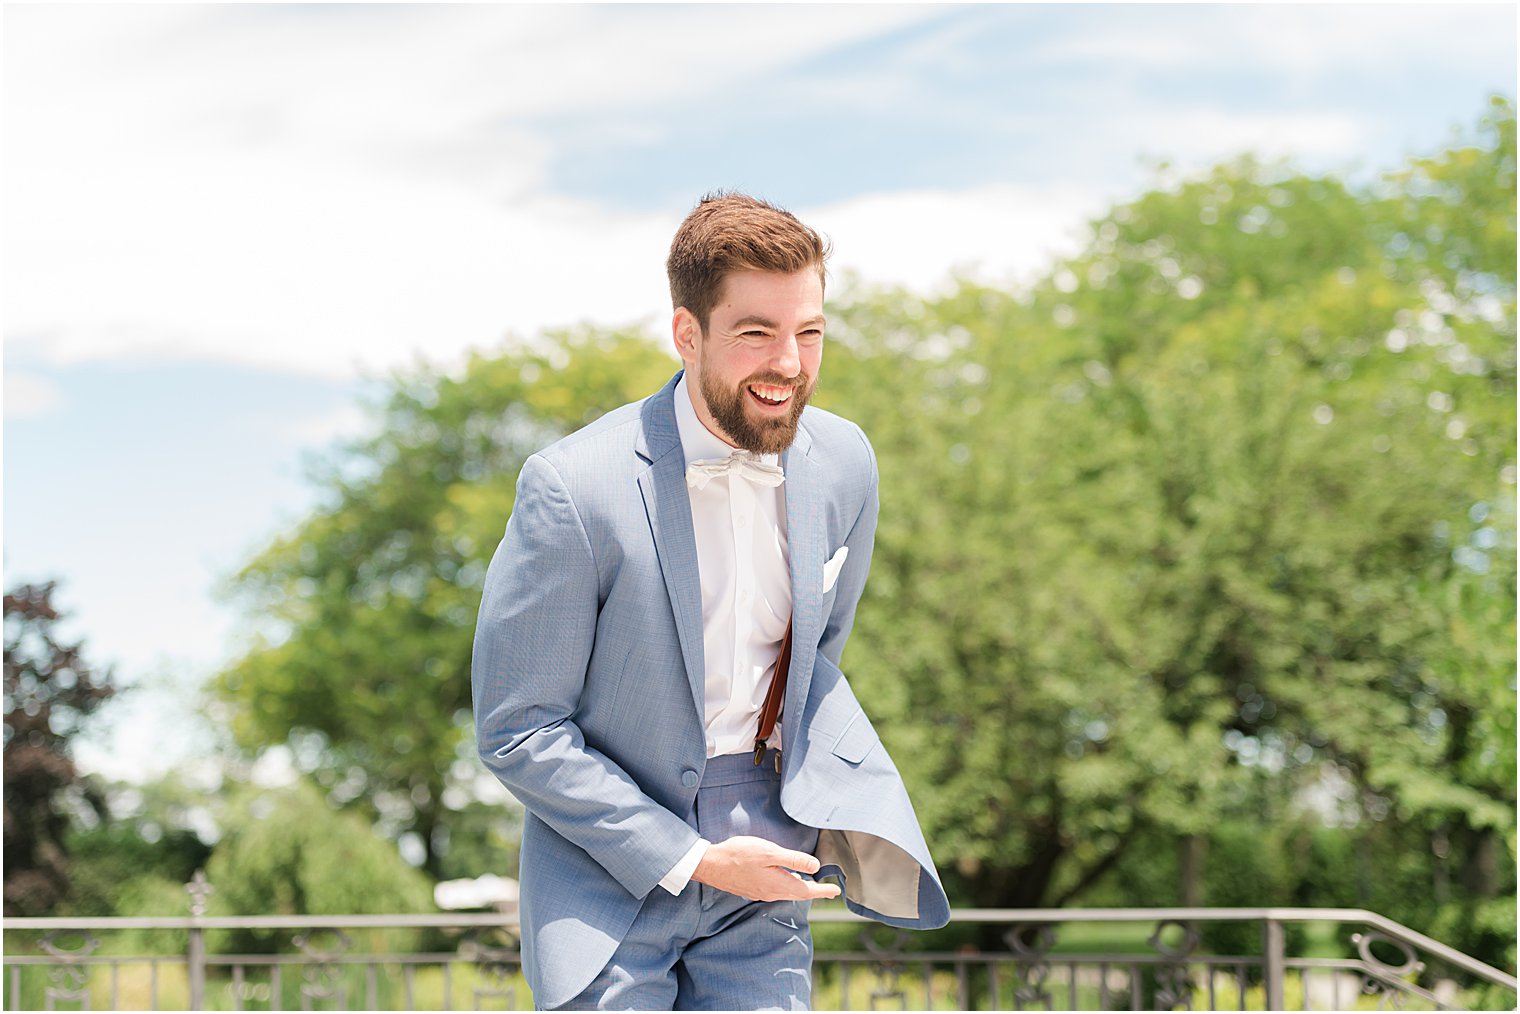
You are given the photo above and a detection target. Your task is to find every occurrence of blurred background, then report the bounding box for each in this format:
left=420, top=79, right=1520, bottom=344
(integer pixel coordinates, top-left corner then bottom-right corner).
left=4, top=0, right=1515, bottom=989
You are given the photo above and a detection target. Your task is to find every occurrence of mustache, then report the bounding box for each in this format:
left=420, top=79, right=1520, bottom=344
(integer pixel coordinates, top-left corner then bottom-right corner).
left=742, top=371, right=808, bottom=390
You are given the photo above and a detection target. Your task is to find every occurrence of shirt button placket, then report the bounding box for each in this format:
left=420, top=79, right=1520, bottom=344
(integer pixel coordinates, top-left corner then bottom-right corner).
left=732, top=481, right=752, bottom=686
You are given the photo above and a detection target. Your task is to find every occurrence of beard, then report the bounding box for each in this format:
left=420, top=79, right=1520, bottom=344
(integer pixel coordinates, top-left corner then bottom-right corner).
left=699, top=366, right=814, bottom=455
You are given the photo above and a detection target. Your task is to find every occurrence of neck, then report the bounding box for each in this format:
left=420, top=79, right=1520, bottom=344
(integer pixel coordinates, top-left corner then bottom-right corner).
left=684, top=372, right=741, bottom=449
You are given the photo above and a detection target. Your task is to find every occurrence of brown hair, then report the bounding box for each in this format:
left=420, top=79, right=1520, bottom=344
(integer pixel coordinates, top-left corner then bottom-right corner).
left=666, top=192, right=830, bottom=330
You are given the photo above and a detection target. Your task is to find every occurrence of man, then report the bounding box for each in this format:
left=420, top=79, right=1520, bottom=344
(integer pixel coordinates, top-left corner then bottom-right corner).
left=472, top=193, right=948, bottom=1011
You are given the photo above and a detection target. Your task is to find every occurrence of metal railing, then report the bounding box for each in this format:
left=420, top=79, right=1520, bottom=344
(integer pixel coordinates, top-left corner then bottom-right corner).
left=5, top=876, right=1515, bottom=1010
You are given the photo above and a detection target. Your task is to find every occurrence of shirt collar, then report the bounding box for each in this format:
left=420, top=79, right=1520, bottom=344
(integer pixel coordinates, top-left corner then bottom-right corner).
left=673, top=373, right=781, bottom=469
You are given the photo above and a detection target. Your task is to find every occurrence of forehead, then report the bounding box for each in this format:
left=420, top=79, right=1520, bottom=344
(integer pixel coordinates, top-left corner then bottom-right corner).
left=711, top=269, right=824, bottom=320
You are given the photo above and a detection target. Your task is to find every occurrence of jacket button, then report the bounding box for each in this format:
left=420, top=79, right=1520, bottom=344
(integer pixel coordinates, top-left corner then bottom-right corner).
left=681, top=769, right=699, bottom=788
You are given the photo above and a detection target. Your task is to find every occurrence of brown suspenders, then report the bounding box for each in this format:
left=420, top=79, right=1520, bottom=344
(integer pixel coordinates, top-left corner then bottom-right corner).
left=753, top=618, right=793, bottom=770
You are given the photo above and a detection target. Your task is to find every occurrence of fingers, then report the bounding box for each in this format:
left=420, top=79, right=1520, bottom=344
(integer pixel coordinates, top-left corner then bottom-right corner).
left=751, top=879, right=839, bottom=902
left=769, top=868, right=842, bottom=901
left=801, top=880, right=842, bottom=901
left=713, top=837, right=840, bottom=901
left=768, top=847, right=822, bottom=876
left=732, top=836, right=824, bottom=875
left=773, top=876, right=840, bottom=901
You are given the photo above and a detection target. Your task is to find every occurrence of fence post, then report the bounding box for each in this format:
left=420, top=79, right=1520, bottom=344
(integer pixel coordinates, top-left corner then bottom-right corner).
left=1264, top=916, right=1286, bottom=1010
left=186, top=870, right=214, bottom=1010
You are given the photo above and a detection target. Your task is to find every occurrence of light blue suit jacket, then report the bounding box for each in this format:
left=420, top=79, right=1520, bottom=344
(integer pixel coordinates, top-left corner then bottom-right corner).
left=472, top=372, right=950, bottom=1008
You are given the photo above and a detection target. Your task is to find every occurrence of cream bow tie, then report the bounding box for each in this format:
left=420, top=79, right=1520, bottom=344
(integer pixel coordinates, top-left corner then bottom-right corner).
left=685, top=452, right=785, bottom=490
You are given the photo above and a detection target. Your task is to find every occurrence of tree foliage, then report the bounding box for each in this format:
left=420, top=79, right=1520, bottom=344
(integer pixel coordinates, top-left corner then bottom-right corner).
left=207, top=779, right=436, bottom=916
left=821, top=99, right=1514, bottom=932
left=3, top=581, right=116, bottom=915
left=214, top=100, right=1515, bottom=959
left=214, top=326, right=676, bottom=874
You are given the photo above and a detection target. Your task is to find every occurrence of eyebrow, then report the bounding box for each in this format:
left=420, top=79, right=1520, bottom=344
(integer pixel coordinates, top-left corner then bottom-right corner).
left=732, top=315, right=828, bottom=330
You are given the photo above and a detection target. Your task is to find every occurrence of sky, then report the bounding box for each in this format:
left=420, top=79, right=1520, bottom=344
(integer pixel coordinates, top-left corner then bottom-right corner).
left=3, top=3, right=1515, bottom=783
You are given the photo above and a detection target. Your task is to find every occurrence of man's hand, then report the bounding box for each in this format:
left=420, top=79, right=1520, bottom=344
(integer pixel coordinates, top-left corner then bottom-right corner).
left=690, top=835, right=843, bottom=902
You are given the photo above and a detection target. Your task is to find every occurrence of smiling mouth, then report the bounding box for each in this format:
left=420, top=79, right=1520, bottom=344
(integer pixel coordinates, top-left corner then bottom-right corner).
left=747, top=382, right=795, bottom=408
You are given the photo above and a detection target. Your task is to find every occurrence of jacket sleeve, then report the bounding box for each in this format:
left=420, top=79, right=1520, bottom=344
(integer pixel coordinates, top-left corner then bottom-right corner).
left=817, top=425, right=880, bottom=667
left=472, top=452, right=700, bottom=900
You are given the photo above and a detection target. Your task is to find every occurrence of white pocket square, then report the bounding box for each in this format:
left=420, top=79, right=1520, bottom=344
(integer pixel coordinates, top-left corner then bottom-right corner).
left=822, top=546, right=849, bottom=594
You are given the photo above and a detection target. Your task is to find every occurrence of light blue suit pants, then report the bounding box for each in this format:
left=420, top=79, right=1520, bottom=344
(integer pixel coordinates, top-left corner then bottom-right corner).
left=549, top=750, right=820, bottom=1011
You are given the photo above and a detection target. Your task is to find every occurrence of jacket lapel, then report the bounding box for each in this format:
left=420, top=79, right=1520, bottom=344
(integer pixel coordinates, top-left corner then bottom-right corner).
left=781, top=421, right=824, bottom=745
left=636, top=376, right=707, bottom=718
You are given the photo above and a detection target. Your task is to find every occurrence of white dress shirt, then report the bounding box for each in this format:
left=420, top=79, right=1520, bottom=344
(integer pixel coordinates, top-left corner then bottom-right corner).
left=657, top=374, right=792, bottom=894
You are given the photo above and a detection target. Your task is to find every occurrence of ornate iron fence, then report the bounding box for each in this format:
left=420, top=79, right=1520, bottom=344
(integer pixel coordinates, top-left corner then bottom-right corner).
left=4, top=876, right=1515, bottom=1010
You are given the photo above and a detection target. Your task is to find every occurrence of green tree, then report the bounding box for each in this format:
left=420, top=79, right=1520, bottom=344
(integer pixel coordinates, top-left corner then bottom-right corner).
left=62, top=768, right=219, bottom=918
left=214, top=326, right=676, bottom=875
left=3, top=581, right=116, bottom=915
left=204, top=778, right=436, bottom=953
left=816, top=100, right=1514, bottom=949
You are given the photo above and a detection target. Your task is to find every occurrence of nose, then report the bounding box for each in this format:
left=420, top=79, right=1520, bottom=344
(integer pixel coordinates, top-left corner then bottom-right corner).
left=770, top=334, right=801, bottom=379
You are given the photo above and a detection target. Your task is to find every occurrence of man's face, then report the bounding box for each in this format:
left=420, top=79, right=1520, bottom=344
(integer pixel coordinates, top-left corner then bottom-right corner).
left=673, top=268, right=825, bottom=455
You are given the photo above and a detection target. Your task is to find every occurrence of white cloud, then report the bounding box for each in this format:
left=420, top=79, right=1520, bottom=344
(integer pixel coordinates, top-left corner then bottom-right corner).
left=809, top=183, right=1108, bottom=296
left=2, top=5, right=1095, bottom=382
left=2, top=5, right=948, bottom=381
left=2, top=3, right=1506, bottom=382
left=4, top=6, right=941, bottom=154
left=5, top=170, right=1103, bottom=382
left=279, top=403, right=372, bottom=447
left=1118, top=109, right=1368, bottom=167
left=4, top=370, right=63, bottom=418
left=1035, top=5, right=1514, bottom=82
left=1227, top=5, right=1514, bottom=80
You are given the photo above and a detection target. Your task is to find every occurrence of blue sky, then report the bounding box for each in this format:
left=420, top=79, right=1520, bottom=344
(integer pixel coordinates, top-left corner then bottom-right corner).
left=3, top=4, right=1515, bottom=781
left=538, top=5, right=1515, bottom=208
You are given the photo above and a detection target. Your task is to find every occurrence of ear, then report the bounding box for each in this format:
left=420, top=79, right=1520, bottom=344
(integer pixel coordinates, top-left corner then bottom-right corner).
left=671, top=307, right=702, bottom=367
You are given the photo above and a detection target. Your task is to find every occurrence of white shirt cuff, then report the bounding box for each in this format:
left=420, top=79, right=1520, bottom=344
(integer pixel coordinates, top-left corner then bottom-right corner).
left=658, top=838, right=711, bottom=895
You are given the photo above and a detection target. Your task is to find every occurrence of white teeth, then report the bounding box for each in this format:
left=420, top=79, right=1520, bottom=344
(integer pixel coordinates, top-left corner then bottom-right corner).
left=749, top=384, right=792, bottom=404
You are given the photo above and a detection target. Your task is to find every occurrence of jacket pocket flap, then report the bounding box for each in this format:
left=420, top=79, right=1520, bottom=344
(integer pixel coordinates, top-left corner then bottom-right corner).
left=831, top=709, right=879, bottom=764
